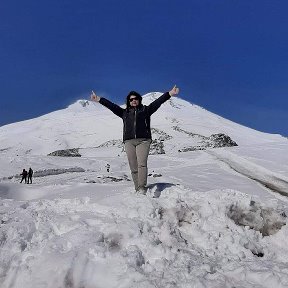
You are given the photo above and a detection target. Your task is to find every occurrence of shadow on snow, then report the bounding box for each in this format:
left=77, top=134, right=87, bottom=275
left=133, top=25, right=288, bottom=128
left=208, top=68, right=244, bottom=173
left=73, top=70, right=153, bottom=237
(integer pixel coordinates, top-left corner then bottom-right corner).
left=146, top=182, right=177, bottom=198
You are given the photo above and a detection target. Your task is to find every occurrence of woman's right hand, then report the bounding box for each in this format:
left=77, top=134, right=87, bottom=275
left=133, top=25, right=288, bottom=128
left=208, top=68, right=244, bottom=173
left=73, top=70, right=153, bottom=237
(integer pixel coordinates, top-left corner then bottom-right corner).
left=90, top=90, right=101, bottom=102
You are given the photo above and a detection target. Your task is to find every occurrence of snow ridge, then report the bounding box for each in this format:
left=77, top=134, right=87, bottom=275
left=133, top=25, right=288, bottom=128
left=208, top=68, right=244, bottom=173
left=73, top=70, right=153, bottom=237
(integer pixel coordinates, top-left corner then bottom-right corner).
left=209, top=149, right=288, bottom=196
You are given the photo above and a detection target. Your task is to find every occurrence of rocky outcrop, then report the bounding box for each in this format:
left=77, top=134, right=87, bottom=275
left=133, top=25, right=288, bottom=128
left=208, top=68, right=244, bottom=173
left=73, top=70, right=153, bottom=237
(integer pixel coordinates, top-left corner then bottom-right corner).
left=33, top=167, right=85, bottom=177
left=97, top=140, right=123, bottom=148
left=206, top=133, right=238, bottom=148
left=151, top=128, right=172, bottom=141
left=178, top=133, right=238, bottom=152
left=173, top=126, right=206, bottom=139
left=150, top=140, right=165, bottom=155
left=48, top=148, right=81, bottom=157
left=78, top=100, right=90, bottom=107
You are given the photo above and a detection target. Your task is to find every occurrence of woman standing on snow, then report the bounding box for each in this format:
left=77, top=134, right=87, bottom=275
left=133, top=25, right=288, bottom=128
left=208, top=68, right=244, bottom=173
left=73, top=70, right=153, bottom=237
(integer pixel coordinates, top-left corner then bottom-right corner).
left=90, top=85, right=179, bottom=194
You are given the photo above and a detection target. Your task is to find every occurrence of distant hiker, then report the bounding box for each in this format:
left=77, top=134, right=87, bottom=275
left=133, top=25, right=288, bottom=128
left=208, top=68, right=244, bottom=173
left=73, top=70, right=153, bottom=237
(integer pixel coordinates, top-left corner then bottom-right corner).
left=91, top=85, right=179, bottom=194
left=20, top=169, right=28, bottom=183
left=27, top=167, right=33, bottom=184
left=106, top=164, right=110, bottom=173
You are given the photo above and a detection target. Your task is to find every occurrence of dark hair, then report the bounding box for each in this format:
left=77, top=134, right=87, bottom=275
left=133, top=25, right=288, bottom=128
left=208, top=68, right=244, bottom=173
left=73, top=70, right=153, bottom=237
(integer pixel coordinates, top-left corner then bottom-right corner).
left=126, top=91, right=142, bottom=108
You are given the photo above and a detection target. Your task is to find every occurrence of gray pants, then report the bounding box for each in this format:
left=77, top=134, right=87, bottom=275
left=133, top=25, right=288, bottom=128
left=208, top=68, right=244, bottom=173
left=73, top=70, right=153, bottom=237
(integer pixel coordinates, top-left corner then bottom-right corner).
left=124, top=138, right=152, bottom=191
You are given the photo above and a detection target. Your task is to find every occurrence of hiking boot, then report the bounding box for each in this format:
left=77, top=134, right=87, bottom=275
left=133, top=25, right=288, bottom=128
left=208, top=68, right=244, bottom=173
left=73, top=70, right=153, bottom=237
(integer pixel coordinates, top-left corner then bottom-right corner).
left=137, top=187, right=147, bottom=195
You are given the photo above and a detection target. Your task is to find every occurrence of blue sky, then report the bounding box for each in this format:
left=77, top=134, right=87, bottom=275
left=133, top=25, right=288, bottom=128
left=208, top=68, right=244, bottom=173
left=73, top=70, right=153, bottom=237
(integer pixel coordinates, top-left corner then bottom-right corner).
left=1, top=0, right=288, bottom=136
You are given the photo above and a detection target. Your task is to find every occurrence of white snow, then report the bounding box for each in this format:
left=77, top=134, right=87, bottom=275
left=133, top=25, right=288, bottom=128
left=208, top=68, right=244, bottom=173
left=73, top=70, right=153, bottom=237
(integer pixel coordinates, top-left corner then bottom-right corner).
left=0, top=93, right=288, bottom=287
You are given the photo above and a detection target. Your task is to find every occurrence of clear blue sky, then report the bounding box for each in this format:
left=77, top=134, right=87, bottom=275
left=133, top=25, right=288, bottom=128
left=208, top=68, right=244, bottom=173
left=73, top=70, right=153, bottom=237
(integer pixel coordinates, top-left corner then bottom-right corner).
left=1, top=0, right=288, bottom=136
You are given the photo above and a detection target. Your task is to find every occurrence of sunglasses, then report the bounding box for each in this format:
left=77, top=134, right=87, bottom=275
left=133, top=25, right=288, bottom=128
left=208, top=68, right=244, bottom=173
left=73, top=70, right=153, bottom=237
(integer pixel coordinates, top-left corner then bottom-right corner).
left=129, top=97, right=139, bottom=102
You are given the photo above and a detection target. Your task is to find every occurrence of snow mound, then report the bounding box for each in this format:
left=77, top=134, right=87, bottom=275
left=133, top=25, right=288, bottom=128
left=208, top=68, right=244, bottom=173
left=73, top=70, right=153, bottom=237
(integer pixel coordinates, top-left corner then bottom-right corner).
left=1, top=187, right=288, bottom=287
left=227, top=200, right=286, bottom=237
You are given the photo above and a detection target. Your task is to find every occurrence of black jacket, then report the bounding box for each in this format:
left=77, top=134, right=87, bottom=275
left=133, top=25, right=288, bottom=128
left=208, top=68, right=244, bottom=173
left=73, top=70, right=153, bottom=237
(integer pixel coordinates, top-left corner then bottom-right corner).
left=99, top=92, right=171, bottom=141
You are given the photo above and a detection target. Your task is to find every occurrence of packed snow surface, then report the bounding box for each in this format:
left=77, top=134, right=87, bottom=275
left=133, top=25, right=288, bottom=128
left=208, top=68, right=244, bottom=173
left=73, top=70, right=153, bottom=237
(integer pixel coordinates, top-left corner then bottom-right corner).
left=0, top=94, right=288, bottom=287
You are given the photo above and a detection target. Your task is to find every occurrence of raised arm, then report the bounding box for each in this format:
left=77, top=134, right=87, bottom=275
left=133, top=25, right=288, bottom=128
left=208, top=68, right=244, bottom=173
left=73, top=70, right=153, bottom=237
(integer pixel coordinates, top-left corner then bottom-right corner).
left=147, top=85, right=179, bottom=115
left=90, top=90, right=124, bottom=118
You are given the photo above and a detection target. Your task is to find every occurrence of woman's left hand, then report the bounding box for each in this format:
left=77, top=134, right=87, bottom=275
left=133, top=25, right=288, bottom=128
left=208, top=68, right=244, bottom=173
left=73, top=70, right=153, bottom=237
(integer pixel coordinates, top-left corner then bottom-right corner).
left=169, top=85, right=179, bottom=96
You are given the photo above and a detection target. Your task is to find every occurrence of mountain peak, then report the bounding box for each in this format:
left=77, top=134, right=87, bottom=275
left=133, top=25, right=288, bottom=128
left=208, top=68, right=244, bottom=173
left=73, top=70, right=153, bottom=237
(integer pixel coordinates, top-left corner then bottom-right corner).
left=67, top=99, right=96, bottom=111
left=0, top=93, right=285, bottom=157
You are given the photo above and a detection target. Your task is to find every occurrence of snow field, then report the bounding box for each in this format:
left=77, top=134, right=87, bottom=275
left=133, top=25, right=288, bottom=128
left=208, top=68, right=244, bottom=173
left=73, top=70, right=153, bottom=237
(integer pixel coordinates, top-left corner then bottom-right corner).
left=1, top=184, right=288, bottom=288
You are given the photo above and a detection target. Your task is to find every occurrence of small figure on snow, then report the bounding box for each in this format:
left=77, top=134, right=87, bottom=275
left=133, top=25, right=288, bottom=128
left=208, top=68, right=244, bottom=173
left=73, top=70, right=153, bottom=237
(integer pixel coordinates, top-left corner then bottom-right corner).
left=106, top=163, right=110, bottom=173
left=91, top=85, right=179, bottom=194
left=20, top=169, right=28, bottom=183
left=27, top=167, right=33, bottom=184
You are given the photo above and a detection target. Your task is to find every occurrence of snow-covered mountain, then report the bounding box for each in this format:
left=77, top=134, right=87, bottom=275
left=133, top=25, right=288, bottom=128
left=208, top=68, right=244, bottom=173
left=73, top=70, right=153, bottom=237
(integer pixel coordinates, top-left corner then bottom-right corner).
left=1, top=93, right=288, bottom=288
left=0, top=93, right=284, bottom=157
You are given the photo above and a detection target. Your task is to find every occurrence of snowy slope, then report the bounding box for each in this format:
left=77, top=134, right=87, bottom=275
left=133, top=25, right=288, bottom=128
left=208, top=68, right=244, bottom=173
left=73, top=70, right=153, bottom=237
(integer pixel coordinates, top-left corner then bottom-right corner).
left=0, top=93, right=285, bottom=157
left=0, top=93, right=288, bottom=288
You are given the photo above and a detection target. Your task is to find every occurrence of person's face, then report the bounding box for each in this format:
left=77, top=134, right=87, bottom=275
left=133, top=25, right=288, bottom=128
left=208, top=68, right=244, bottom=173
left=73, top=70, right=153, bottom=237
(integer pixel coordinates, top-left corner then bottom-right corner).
left=129, top=95, right=140, bottom=107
